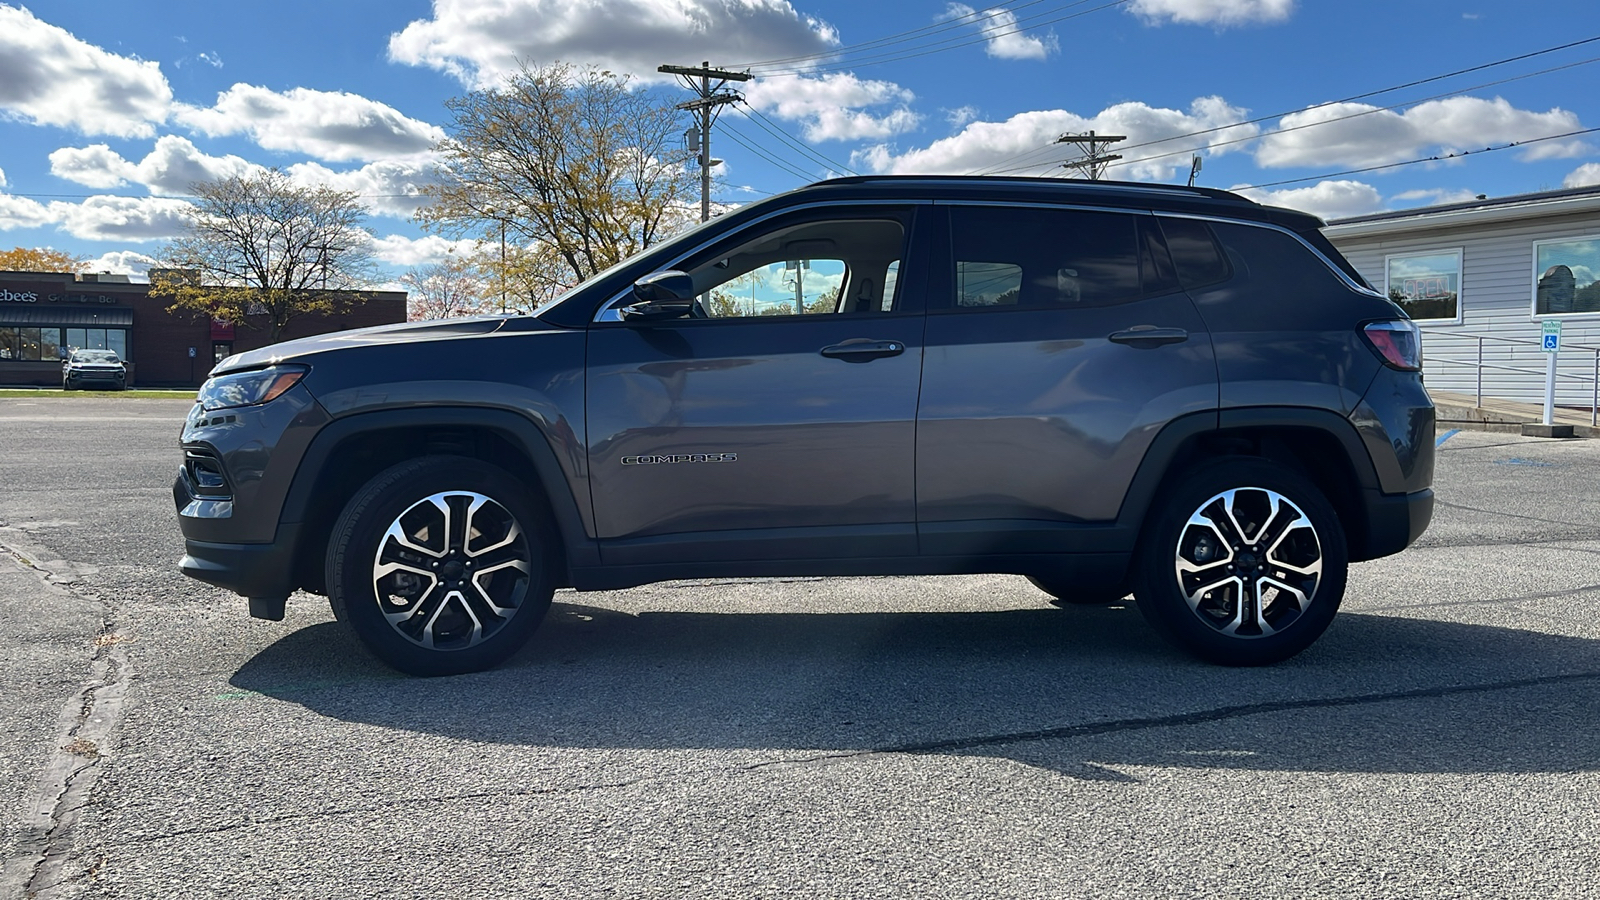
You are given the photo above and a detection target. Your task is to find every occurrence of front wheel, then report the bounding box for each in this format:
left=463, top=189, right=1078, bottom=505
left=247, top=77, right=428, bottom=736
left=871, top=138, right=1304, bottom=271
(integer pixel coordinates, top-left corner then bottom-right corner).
left=1131, top=457, right=1347, bottom=666
left=326, top=456, right=556, bottom=676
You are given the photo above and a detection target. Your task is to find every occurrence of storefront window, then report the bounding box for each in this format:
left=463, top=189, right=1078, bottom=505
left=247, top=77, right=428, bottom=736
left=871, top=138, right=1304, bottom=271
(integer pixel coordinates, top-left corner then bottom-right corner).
left=20, top=327, right=42, bottom=361
left=41, top=328, right=61, bottom=360
left=1386, top=250, right=1462, bottom=322
left=108, top=329, right=127, bottom=359
left=0, top=328, right=16, bottom=360
left=65, top=328, right=86, bottom=353
left=1534, top=236, right=1600, bottom=316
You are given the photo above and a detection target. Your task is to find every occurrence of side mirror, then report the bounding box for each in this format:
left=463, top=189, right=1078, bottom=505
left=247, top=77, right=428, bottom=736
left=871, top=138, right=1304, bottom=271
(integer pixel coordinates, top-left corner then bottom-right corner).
left=621, top=270, right=696, bottom=320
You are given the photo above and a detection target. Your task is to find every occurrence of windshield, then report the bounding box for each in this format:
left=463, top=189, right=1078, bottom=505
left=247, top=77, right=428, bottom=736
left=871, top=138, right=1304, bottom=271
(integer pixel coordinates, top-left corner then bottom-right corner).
left=73, top=351, right=120, bottom=363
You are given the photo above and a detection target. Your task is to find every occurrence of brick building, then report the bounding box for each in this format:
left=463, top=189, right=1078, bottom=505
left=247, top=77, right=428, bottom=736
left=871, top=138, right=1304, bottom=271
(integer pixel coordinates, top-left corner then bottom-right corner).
left=0, top=271, right=406, bottom=388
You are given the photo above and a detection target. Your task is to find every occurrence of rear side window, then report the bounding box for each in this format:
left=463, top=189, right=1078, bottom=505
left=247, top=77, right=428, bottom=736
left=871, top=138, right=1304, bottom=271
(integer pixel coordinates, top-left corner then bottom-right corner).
left=948, top=206, right=1142, bottom=309
left=1207, top=221, right=1352, bottom=298
left=1158, top=217, right=1231, bottom=290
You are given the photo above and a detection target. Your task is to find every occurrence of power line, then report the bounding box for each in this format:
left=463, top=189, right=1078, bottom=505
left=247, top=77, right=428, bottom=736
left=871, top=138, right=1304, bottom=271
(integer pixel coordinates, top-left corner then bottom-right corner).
left=734, top=106, right=859, bottom=176
left=719, top=121, right=818, bottom=181
left=1097, top=52, right=1600, bottom=178
left=966, top=33, right=1600, bottom=177
left=1234, top=126, right=1600, bottom=191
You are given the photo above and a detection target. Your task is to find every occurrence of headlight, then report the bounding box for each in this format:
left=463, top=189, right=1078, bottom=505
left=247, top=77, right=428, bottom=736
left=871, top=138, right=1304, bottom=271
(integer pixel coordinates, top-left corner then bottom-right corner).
left=197, top=365, right=308, bottom=410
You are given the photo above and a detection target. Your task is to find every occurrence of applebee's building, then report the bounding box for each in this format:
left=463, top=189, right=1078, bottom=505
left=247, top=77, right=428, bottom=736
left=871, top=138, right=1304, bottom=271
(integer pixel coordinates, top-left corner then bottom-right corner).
left=0, top=270, right=405, bottom=388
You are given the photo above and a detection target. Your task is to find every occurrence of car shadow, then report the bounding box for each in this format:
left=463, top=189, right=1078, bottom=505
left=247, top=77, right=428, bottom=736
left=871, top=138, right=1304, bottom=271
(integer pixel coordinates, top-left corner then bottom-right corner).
left=229, top=599, right=1600, bottom=780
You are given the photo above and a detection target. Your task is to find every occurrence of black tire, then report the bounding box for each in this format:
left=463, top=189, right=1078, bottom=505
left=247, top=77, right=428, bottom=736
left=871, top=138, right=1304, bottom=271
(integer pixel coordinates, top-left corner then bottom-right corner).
left=1026, top=575, right=1129, bottom=606
left=326, top=455, right=556, bottom=676
left=1130, top=456, right=1347, bottom=666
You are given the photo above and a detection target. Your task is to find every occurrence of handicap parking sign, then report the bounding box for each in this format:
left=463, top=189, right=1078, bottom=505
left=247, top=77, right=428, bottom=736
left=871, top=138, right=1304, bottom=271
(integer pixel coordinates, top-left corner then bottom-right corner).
left=1542, top=319, right=1562, bottom=353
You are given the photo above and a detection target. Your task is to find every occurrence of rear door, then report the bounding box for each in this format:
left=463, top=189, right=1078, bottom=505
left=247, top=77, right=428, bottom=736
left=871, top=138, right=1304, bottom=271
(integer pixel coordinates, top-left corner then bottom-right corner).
left=916, top=203, right=1218, bottom=553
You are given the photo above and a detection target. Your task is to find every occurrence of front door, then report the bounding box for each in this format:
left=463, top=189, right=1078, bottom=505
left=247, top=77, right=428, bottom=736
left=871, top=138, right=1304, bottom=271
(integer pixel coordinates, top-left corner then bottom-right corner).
left=586, top=207, right=929, bottom=564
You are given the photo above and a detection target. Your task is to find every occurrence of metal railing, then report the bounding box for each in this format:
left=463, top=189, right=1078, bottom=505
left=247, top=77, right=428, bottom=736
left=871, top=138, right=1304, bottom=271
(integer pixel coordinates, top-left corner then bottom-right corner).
left=1419, top=328, right=1600, bottom=426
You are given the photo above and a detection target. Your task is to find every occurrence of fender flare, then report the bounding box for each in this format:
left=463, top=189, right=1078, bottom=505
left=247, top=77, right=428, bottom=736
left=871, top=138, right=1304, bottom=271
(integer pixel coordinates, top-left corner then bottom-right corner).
left=279, top=407, right=598, bottom=574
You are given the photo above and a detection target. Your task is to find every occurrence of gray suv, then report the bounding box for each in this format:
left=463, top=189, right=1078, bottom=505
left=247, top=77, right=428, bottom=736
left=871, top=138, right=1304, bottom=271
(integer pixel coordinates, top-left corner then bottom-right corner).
left=174, top=176, right=1434, bottom=675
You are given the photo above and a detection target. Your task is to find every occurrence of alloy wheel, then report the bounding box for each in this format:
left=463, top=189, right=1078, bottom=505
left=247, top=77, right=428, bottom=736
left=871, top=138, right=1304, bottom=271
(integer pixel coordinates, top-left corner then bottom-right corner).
left=1172, top=487, right=1323, bottom=638
left=371, top=490, right=531, bottom=651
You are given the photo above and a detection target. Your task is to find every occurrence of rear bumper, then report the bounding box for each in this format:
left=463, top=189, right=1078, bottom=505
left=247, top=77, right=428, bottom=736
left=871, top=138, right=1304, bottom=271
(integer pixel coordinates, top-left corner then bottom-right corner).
left=1352, top=487, right=1433, bottom=562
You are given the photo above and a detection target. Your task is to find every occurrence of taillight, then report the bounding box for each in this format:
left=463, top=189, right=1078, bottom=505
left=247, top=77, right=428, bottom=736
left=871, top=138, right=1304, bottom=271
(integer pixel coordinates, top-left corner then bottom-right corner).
left=1362, top=320, right=1422, bottom=371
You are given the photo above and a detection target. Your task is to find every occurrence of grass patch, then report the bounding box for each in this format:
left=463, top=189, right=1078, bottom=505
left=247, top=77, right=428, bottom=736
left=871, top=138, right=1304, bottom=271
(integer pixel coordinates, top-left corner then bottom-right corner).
left=0, top=389, right=195, bottom=399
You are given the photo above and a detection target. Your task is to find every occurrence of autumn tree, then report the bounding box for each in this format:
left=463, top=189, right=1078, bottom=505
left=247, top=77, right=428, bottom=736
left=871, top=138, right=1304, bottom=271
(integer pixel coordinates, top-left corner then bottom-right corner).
left=0, top=247, right=86, bottom=273
left=151, top=170, right=377, bottom=343
left=401, top=257, right=490, bottom=320
left=419, top=62, right=698, bottom=302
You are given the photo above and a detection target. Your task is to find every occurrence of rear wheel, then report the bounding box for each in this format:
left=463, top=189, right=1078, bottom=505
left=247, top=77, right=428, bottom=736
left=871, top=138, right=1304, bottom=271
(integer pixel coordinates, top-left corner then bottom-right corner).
left=326, top=455, right=556, bottom=676
left=1131, top=457, right=1347, bottom=666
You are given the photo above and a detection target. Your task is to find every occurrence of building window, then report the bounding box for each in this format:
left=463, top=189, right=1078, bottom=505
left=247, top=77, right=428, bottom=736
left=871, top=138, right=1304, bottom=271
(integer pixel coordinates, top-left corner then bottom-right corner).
left=63, top=327, right=129, bottom=358
left=1534, top=236, right=1600, bottom=316
left=1386, top=250, right=1462, bottom=322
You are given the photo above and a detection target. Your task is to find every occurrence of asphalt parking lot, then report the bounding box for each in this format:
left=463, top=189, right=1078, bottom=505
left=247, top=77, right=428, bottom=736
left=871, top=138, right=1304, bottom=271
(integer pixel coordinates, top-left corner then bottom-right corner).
left=1, top=398, right=1598, bottom=899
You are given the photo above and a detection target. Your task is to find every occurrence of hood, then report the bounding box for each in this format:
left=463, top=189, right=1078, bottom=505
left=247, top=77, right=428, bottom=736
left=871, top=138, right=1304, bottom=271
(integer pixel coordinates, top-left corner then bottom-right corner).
left=210, top=315, right=555, bottom=375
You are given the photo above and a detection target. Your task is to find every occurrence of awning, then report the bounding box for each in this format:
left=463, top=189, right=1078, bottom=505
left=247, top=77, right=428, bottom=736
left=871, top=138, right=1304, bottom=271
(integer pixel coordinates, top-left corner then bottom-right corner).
left=0, top=307, right=135, bottom=327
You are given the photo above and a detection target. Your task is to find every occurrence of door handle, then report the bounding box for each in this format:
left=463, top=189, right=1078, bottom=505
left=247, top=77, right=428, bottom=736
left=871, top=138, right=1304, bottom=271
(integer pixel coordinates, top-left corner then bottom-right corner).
left=1108, top=326, right=1189, bottom=348
left=820, top=340, right=906, bottom=362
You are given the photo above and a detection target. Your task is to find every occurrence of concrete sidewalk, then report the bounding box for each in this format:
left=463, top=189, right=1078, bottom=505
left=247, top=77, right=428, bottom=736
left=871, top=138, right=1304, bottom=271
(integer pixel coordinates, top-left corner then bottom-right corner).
left=1430, top=389, right=1598, bottom=438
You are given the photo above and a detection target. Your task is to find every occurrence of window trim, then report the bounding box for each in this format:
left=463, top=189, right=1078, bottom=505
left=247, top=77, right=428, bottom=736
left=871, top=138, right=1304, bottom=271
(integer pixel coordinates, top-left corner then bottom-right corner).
left=1384, top=247, right=1464, bottom=325
left=591, top=200, right=928, bottom=323
left=1531, top=233, right=1600, bottom=321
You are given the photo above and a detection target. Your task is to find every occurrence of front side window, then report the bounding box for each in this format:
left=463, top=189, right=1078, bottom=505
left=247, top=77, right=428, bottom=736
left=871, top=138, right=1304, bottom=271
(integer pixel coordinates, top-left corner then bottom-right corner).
left=1387, top=250, right=1462, bottom=322
left=688, top=218, right=906, bottom=318
left=1534, top=236, right=1600, bottom=316
left=947, top=206, right=1141, bottom=310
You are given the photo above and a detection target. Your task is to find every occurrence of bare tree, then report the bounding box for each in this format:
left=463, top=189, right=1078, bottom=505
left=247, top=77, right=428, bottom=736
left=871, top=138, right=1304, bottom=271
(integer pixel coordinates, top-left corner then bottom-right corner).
left=151, top=170, right=377, bottom=343
left=419, top=62, right=698, bottom=301
left=401, top=257, right=491, bottom=320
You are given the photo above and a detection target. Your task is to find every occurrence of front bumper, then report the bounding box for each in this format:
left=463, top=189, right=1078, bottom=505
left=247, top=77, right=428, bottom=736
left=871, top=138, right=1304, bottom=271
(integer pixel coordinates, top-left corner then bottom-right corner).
left=179, top=525, right=303, bottom=619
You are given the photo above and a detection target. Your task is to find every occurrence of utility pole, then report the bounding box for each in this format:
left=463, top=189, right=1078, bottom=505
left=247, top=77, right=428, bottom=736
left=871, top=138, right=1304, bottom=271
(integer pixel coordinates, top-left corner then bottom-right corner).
left=1055, top=131, right=1126, bottom=181
left=659, top=62, right=750, bottom=222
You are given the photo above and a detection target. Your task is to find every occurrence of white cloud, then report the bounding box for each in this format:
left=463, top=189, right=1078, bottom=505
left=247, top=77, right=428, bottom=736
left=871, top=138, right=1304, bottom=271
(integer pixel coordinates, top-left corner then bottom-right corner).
left=47, top=196, right=195, bottom=242
left=745, top=73, right=920, bottom=142
left=84, top=250, right=159, bottom=281
left=1566, top=163, right=1600, bottom=188
left=0, top=192, right=54, bottom=231
left=175, top=84, right=444, bottom=163
left=944, top=106, right=979, bottom=129
left=858, top=96, right=1257, bottom=181
left=387, top=0, right=838, bottom=86
left=1256, top=97, right=1589, bottom=169
left=1234, top=180, right=1384, bottom=219
left=0, top=167, right=6, bottom=188
left=286, top=159, right=442, bottom=219
left=367, top=233, right=482, bottom=268
left=943, top=4, right=1057, bottom=60
left=0, top=5, right=171, bottom=138
left=1128, top=0, right=1295, bottom=26
left=50, top=136, right=262, bottom=195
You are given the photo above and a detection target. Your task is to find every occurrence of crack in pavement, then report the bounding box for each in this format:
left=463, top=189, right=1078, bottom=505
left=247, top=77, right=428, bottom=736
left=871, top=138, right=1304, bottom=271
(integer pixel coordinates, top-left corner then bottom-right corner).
left=102, top=669, right=1600, bottom=846
left=0, top=537, right=133, bottom=900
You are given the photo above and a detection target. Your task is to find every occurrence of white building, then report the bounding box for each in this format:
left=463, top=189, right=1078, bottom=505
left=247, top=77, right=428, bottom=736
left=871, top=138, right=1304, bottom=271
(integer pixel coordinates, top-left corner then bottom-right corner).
left=1324, top=185, right=1600, bottom=408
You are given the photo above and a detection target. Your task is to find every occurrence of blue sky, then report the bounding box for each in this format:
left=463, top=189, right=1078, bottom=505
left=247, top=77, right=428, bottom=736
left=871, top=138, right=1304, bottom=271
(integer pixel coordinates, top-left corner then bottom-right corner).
left=1, top=0, right=1597, bottom=282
